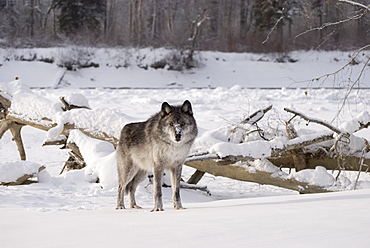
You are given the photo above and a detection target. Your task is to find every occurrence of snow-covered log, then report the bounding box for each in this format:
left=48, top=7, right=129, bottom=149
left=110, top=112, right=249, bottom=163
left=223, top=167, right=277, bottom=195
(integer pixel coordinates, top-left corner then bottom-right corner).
left=0, top=80, right=131, bottom=155
left=1, top=91, right=27, bottom=160
left=0, top=161, right=46, bottom=186
left=185, top=158, right=333, bottom=194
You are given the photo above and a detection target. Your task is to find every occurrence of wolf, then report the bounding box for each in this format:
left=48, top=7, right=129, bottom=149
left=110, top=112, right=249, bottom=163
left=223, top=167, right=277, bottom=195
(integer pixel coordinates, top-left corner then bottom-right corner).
left=116, top=100, right=198, bottom=211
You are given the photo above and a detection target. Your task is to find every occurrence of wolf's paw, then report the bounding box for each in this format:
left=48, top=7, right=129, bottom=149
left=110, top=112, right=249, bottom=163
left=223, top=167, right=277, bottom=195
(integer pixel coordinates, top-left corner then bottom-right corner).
left=131, top=205, right=142, bottom=209
left=116, top=206, right=125, bottom=210
left=150, top=208, right=164, bottom=212
left=174, top=207, right=187, bottom=210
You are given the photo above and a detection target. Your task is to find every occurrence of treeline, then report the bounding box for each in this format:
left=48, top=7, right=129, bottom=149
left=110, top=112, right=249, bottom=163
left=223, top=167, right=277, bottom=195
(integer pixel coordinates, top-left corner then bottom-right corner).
left=0, top=0, right=369, bottom=52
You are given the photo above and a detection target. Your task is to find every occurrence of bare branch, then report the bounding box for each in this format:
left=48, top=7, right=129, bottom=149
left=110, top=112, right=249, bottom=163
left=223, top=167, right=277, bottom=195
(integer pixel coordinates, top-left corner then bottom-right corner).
left=338, top=0, right=370, bottom=12
left=294, top=12, right=365, bottom=43
left=284, top=108, right=344, bottom=134
left=241, top=105, right=273, bottom=125
left=262, top=15, right=284, bottom=44
left=289, top=44, right=370, bottom=95
left=333, top=56, right=370, bottom=121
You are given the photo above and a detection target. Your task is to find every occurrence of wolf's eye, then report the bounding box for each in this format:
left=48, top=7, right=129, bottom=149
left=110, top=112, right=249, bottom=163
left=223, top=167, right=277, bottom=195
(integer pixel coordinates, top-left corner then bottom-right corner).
left=169, top=122, right=174, bottom=126
left=180, top=122, right=186, bottom=126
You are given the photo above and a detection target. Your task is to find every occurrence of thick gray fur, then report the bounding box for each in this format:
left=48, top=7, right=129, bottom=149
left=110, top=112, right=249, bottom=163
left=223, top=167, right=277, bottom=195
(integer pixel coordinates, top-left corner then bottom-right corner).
left=116, top=100, right=198, bottom=211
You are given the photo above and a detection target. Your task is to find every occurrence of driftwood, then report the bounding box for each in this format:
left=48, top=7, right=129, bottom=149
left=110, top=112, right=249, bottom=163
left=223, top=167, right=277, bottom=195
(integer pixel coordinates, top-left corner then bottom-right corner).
left=285, top=122, right=307, bottom=171
left=0, top=95, right=26, bottom=160
left=60, top=96, right=91, bottom=111
left=185, top=158, right=331, bottom=194
left=284, top=108, right=344, bottom=134
left=0, top=93, right=118, bottom=156
left=59, top=142, right=87, bottom=175
left=186, top=170, right=206, bottom=184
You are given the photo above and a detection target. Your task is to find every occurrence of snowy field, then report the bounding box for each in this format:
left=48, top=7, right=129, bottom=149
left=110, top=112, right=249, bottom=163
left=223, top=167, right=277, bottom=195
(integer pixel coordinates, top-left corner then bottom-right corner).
left=1, top=48, right=370, bottom=247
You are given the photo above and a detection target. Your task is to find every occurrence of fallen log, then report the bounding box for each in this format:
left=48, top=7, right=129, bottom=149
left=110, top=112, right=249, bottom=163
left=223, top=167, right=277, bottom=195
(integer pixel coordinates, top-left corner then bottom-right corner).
left=268, top=154, right=370, bottom=172
left=1, top=91, right=119, bottom=153
left=185, top=158, right=332, bottom=194
left=6, top=113, right=119, bottom=146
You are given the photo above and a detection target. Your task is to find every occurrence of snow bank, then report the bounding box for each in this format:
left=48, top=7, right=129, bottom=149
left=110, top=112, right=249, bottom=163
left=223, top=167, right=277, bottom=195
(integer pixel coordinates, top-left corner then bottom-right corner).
left=249, top=158, right=285, bottom=175
left=63, top=92, right=90, bottom=108
left=1, top=48, right=368, bottom=88
left=0, top=161, right=45, bottom=184
left=290, top=166, right=335, bottom=187
left=340, top=111, right=370, bottom=133
left=209, top=139, right=280, bottom=158
left=0, top=79, right=61, bottom=125
left=47, top=107, right=134, bottom=140
left=67, top=130, right=118, bottom=189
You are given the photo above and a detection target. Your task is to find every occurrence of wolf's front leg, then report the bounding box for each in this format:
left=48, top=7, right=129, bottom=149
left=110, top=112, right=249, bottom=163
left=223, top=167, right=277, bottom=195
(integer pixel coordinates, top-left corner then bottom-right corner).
left=116, top=184, right=125, bottom=210
left=151, top=166, right=164, bottom=212
left=170, top=165, right=185, bottom=210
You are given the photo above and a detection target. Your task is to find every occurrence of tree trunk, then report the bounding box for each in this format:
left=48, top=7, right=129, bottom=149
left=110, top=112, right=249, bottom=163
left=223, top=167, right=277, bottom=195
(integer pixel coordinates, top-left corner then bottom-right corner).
left=185, top=158, right=332, bottom=194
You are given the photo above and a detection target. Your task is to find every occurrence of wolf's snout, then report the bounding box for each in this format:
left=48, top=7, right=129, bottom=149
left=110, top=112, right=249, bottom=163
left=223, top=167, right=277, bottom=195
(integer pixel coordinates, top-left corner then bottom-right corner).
left=174, top=124, right=182, bottom=142
left=175, top=133, right=182, bottom=141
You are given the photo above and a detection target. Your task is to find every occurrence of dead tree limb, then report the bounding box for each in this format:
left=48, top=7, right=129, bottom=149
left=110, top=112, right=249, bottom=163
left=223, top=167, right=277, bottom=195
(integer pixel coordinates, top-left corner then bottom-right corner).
left=9, top=122, right=26, bottom=160
left=284, top=108, right=343, bottom=134
left=185, top=158, right=332, bottom=194
left=187, top=106, right=273, bottom=184
left=0, top=120, right=27, bottom=160
left=186, top=9, right=209, bottom=68
left=6, top=113, right=118, bottom=145
left=186, top=170, right=206, bottom=185
left=285, top=122, right=307, bottom=171
left=242, top=105, right=273, bottom=125
left=338, top=0, right=370, bottom=12
left=0, top=94, right=27, bottom=160
left=60, top=96, right=90, bottom=111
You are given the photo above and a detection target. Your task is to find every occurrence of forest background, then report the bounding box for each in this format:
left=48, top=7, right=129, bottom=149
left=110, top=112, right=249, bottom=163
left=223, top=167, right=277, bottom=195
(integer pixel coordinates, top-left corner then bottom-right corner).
left=0, top=0, right=369, bottom=53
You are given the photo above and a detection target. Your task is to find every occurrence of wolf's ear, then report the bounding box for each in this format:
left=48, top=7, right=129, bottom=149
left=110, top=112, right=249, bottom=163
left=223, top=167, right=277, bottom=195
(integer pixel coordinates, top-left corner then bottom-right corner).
left=161, top=102, right=172, bottom=116
left=181, top=100, right=193, bottom=115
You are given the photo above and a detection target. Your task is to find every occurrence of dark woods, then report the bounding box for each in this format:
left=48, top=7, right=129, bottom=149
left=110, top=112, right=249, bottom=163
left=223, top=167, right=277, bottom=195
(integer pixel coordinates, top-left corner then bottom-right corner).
left=0, top=0, right=369, bottom=52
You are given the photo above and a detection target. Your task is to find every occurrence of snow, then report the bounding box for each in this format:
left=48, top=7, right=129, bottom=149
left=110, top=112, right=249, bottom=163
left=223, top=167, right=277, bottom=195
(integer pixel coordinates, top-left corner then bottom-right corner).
left=63, top=92, right=90, bottom=108
left=0, top=161, right=44, bottom=184
left=339, top=111, right=370, bottom=133
left=68, top=130, right=118, bottom=189
left=209, top=138, right=281, bottom=158
left=0, top=47, right=368, bottom=88
left=290, top=166, right=335, bottom=187
left=248, top=158, right=284, bottom=175
left=1, top=48, right=370, bottom=247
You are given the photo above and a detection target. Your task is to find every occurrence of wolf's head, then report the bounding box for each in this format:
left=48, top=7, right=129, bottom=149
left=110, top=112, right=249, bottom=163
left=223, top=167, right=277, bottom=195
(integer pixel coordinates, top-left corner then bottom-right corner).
left=159, top=100, right=198, bottom=144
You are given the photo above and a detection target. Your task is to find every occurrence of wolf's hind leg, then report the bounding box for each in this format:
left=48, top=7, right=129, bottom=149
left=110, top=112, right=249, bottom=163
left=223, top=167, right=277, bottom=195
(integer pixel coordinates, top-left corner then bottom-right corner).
left=116, top=159, right=136, bottom=210
left=126, top=169, right=147, bottom=209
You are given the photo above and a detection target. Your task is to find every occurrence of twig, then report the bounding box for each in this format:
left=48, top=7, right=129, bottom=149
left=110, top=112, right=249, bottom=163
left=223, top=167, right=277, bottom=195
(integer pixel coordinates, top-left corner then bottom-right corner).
left=338, top=0, right=370, bottom=12
left=241, top=105, right=273, bottom=125
left=332, top=56, right=370, bottom=121
left=294, top=12, right=365, bottom=43
left=262, top=15, right=284, bottom=44
left=284, top=108, right=344, bottom=134
left=353, top=146, right=368, bottom=190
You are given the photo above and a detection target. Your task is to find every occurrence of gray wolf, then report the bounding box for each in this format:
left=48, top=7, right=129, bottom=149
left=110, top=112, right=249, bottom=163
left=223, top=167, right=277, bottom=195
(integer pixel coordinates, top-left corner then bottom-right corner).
left=116, top=100, right=198, bottom=211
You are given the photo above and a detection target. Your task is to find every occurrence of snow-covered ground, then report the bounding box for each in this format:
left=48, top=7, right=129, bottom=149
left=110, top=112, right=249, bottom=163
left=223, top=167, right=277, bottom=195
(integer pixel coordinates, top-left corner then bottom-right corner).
left=1, top=48, right=370, bottom=247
